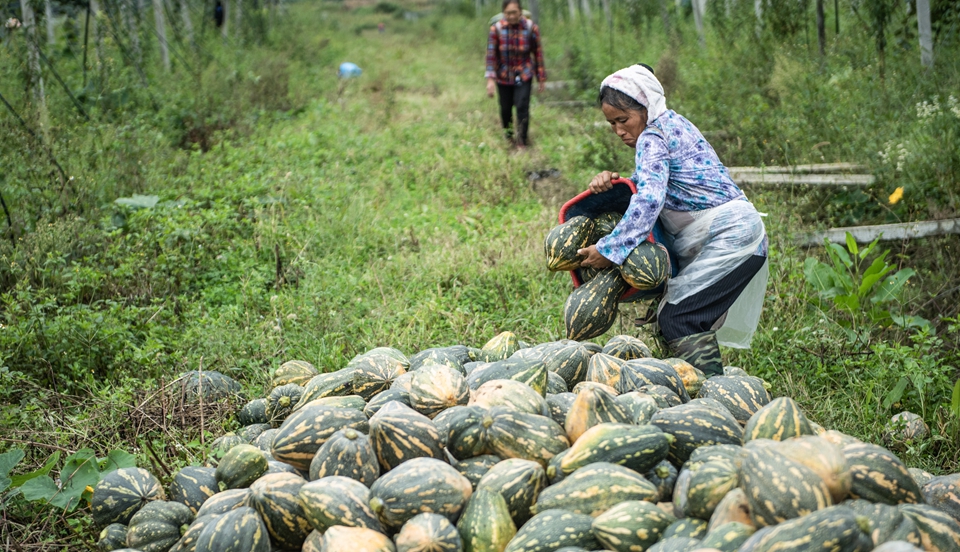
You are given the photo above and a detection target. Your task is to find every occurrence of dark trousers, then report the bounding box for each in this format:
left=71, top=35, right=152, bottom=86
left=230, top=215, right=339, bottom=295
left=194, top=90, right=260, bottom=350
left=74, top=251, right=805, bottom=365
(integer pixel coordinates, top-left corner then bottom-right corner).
left=497, top=80, right=532, bottom=146
left=658, top=255, right=767, bottom=342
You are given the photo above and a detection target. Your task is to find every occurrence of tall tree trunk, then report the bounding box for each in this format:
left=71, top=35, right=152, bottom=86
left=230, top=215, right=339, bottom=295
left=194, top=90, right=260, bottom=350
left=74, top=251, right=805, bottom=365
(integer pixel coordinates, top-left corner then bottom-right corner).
left=90, top=0, right=105, bottom=82
left=600, top=0, right=611, bottom=25
left=153, top=0, right=170, bottom=71
left=44, top=0, right=55, bottom=45
left=233, top=0, right=241, bottom=42
left=916, top=0, right=932, bottom=68
left=124, top=0, right=143, bottom=66
left=691, top=0, right=706, bottom=48
left=181, top=0, right=194, bottom=45
left=581, top=0, right=592, bottom=22
left=22, top=0, right=49, bottom=127
left=221, top=0, right=229, bottom=37
left=568, top=0, right=577, bottom=20
left=816, top=0, right=825, bottom=55
left=754, top=0, right=763, bottom=34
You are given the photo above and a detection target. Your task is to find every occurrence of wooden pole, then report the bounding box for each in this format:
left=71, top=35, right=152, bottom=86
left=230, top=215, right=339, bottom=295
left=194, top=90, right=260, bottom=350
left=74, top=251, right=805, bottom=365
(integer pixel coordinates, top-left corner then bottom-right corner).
left=153, top=0, right=170, bottom=70
left=181, top=0, right=193, bottom=46
left=21, top=0, right=49, bottom=120
left=916, top=0, right=933, bottom=68
left=44, top=0, right=55, bottom=45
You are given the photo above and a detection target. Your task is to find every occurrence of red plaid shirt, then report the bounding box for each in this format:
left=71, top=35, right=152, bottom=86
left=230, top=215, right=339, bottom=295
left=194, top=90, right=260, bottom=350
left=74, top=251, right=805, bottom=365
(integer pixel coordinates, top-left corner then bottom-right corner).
left=485, top=18, right=546, bottom=86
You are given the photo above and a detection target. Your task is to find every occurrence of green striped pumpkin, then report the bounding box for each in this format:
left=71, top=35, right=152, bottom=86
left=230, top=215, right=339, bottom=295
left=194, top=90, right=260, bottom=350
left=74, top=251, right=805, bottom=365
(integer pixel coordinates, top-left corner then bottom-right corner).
left=532, top=462, right=659, bottom=517
left=356, top=346, right=410, bottom=369
left=616, top=392, right=660, bottom=424
left=457, top=487, right=516, bottom=552
left=663, top=358, right=706, bottom=399
left=365, top=388, right=411, bottom=418
left=409, top=364, right=470, bottom=418
left=170, top=466, right=218, bottom=515
left=650, top=402, right=743, bottom=464
left=270, top=403, right=369, bottom=472
left=563, top=268, right=628, bottom=341
left=637, top=384, right=683, bottom=408
left=308, top=427, right=379, bottom=486
left=369, top=457, right=473, bottom=531
left=592, top=211, right=622, bottom=236
left=92, top=467, right=166, bottom=527
left=922, top=474, right=960, bottom=523
left=564, top=385, right=632, bottom=443
left=618, top=241, right=670, bottom=290
left=707, top=488, right=754, bottom=531
left=195, top=489, right=251, bottom=518
left=298, top=476, right=383, bottom=533
left=193, top=506, right=270, bottom=552
left=486, top=407, right=570, bottom=468
left=168, top=513, right=220, bottom=552
left=455, top=455, right=501, bottom=490
left=369, top=400, right=445, bottom=471
left=265, top=383, right=305, bottom=426
left=271, top=360, right=318, bottom=388
left=775, top=435, right=851, bottom=503
left=307, top=394, right=366, bottom=411
left=646, top=537, right=702, bottom=552
left=743, top=397, right=814, bottom=442
left=617, top=358, right=691, bottom=402
left=842, top=443, right=922, bottom=505
left=592, top=500, right=677, bottom=552
left=477, top=458, right=547, bottom=525
left=545, top=216, right=596, bottom=271
left=545, top=392, right=576, bottom=427
left=251, top=429, right=278, bottom=453
left=560, top=423, right=671, bottom=475
left=319, top=526, right=396, bottom=552
left=293, top=369, right=357, bottom=410
left=237, top=423, right=272, bottom=443
left=698, top=376, right=772, bottom=425
left=546, top=371, right=569, bottom=394
left=684, top=459, right=741, bottom=520
left=125, top=501, right=194, bottom=552
left=504, top=509, right=600, bottom=552
left=97, top=523, right=128, bottom=552
left=301, top=530, right=323, bottom=552
left=662, top=518, right=709, bottom=539
left=433, top=405, right=490, bottom=460
left=699, top=521, right=756, bottom=552
left=585, top=352, right=625, bottom=389
left=646, top=460, right=679, bottom=503
left=737, top=505, right=872, bottom=552
left=466, top=357, right=548, bottom=396
left=247, top=472, right=312, bottom=549
left=538, top=341, right=592, bottom=388
left=602, top=335, right=652, bottom=360
left=396, top=513, right=462, bottom=552
left=482, top=331, right=522, bottom=360
left=409, top=347, right=467, bottom=373
left=843, top=499, right=921, bottom=547
left=739, top=446, right=833, bottom=527
left=237, top=399, right=270, bottom=426
left=897, top=503, right=960, bottom=552
left=351, top=354, right=407, bottom=401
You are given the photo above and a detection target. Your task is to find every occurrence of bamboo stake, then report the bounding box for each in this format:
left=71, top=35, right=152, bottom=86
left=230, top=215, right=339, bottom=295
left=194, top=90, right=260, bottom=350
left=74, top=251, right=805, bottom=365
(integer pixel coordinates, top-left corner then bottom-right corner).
left=153, top=0, right=170, bottom=70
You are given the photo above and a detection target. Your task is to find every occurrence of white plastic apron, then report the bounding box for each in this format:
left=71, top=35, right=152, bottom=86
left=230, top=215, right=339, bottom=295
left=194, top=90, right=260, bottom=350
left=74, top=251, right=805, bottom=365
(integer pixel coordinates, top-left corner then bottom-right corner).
left=658, top=199, right=769, bottom=348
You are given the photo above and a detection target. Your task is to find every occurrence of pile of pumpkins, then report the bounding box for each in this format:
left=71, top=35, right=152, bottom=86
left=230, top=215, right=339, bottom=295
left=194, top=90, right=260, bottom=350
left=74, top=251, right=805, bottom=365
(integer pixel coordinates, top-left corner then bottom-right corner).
left=90, top=331, right=960, bottom=552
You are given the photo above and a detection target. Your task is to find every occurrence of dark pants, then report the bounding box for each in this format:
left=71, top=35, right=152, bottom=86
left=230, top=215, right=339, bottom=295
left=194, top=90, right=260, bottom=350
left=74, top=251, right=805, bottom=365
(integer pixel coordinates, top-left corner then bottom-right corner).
left=658, top=255, right=767, bottom=342
left=497, top=80, right=532, bottom=146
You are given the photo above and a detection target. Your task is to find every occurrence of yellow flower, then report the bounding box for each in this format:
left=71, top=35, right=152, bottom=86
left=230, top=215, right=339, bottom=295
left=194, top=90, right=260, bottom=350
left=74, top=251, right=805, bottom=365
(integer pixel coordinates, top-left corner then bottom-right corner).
left=888, top=187, right=904, bottom=205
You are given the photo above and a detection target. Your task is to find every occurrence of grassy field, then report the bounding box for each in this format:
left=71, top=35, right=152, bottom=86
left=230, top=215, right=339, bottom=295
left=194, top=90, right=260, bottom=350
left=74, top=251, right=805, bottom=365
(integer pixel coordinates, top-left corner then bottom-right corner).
left=1, top=0, right=959, bottom=546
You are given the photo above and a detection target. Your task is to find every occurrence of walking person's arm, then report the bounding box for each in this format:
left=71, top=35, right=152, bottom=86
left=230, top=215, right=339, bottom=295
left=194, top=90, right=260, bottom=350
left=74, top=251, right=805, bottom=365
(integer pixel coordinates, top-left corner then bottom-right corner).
left=532, top=23, right=546, bottom=93
left=485, top=25, right=499, bottom=98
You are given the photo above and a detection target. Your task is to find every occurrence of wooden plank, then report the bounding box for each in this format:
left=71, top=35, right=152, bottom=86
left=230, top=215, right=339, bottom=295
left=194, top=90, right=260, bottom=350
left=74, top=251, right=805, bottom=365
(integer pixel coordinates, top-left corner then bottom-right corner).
left=728, top=162, right=866, bottom=174
left=731, top=173, right=874, bottom=186
left=801, top=218, right=960, bottom=246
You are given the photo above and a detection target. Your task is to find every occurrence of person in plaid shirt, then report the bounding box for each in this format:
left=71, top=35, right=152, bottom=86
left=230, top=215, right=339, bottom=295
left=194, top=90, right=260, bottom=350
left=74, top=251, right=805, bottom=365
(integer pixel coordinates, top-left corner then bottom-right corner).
left=485, top=0, right=546, bottom=149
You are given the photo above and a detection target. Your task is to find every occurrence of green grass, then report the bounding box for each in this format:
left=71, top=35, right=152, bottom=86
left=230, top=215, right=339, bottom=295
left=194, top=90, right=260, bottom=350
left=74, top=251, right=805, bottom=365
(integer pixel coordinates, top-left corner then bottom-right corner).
left=1, top=0, right=959, bottom=547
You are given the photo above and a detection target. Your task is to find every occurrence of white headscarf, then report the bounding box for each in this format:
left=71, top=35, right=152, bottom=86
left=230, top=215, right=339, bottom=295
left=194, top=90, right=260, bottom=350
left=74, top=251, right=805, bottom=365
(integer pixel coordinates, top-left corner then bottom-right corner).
left=600, top=64, right=667, bottom=123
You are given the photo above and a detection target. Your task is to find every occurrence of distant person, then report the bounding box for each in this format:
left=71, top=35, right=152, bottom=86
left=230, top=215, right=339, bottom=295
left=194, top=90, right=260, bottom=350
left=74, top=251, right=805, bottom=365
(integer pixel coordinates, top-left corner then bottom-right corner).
left=214, top=1, right=224, bottom=27
left=485, top=0, right=545, bottom=150
left=378, top=22, right=385, bottom=33
left=577, top=63, right=768, bottom=376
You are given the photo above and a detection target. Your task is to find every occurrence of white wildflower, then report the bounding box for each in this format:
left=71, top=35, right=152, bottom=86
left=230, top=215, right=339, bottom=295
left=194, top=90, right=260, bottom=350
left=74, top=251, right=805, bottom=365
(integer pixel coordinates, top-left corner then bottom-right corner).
left=916, top=97, right=941, bottom=120
left=949, top=95, right=960, bottom=119
left=5, top=18, right=20, bottom=29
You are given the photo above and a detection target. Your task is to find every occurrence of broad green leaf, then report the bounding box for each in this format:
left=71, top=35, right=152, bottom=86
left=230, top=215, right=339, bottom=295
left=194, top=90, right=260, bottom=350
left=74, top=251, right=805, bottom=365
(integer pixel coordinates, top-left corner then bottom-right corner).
left=860, top=236, right=881, bottom=259
left=100, top=450, right=137, bottom=474
left=20, top=475, right=59, bottom=502
left=859, top=261, right=895, bottom=298
left=861, top=252, right=891, bottom=279
left=832, top=294, right=860, bottom=313
left=10, top=451, right=60, bottom=487
left=115, top=194, right=159, bottom=209
left=891, top=314, right=932, bottom=331
left=803, top=258, right=837, bottom=294
left=871, top=269, right=916, bottom=304
left=951, top=380, right=960, bottom=419
left=827, top=243, right=853, bottom=269
left=0, top=449, right=25, bottom=478
left=845, top=232, right=859, bottom=257
left=882, top=376, right=909, bottom=410
left=0, top=475, right=10, bottom=495
left=50, top=449, right=100, bottom=511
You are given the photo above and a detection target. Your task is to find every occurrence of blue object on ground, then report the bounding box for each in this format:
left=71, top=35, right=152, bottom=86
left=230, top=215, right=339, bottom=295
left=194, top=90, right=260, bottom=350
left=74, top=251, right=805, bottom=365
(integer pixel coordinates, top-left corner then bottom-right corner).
left=338, top=62, right=362, bottom=78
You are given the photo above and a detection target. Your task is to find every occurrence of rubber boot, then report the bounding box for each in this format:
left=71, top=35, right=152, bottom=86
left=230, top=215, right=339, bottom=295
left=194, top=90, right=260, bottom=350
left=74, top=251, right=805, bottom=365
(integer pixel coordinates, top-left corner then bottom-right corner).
left=668, top=331, right=723, bottom=378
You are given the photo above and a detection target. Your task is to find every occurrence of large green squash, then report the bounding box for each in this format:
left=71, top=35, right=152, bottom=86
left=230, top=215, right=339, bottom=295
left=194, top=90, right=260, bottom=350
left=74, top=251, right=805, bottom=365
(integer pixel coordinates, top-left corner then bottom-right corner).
left=545, top=392, right=576, bottom=427
left=481, top=331, right=522, bottom=360
left=545, top=216, right=595, bottom=271
left=170, top=466, right=218, bottom=515
left=92, top=467, right=166, bottom=527
left=737, top=505, right=873, bottom=552
left=922, top=474, right=960, bottom=523
left=455, top=455, right=501, bottom=490
left=897, top=503, right=960, bottom=552
left=352, top=354, right=407, bottom=400
left=365, top=388, right=411, bottom=418
left=237, top=423, right=272, bottom=444
left=843, top=499, right=921, bottom=547
left=237, top=399, right=270, bottom=426
left=457, top=488, right=516, bottom=552
left=466, top=357, right=548, bottom=396
left=433, top=405, right=490, bottom=460
left=560, top=423, right=671, bottom=475
left=532, top=462, right=659, bottom=517
left=585, top=352, right=625, bottom=389
left=646, top=459, right=679, bottom=503
left=271, top=360, right=318, bottom=388
left=619, top=241, right=670, bottom=290
left=601, top=335, right=652, bottom=360
left=265, top=383, right=304, bottom=426
left=486, top=407, right=570, bottom=468
left=396, top=513, right=462, bottom=552
left=563, top=269, right=628, bottom=341
left=683, top=459, right=740, bottom=520
left=477, top=458, right=547, bottom=525
left=546, top=371, right=568, bottom=394
left=179, top=371, right=242, bottom=404
left=369, top=457, right=473, bottom=531
left=617, top=358, right=691, bottom=402
left=698, top=376, right=771, bottom=424
left=215, top=444, right=268, bottom=490
left=842, top=443, right=922, bottom=505
left=409, top=364, right=470, bottom=418
left=504, top=509, right=600, bottom=552
left=193, top=506, right=270, bottom=552
left=563, top=385, right=632, bottom=443
left=470, top=379, right=546, bottom=416
left=247, top=472, right=312, bottom=549
left=739, top=446, right=833, bottom=527
left=355, top=346, right=410, bottom=369
left=650, top=402, right=743, bottom=464
left=535, top=341, right=592, bottom=388
left=298, top=475, right=383, bottom=533
left=194, top=489, right=251, bottom=518
left=97, top=523, right=128, bottom=552
left=699, top=521, right=756, bottom=552
left=125, top=500, right=195, bottom=552
left=592, top=500, right=677, bottom=552
left=616, top=391, right=660, bottom=424
left=369, top=400, right=445, bottom=471
left=270, top=403, right=368, bottom=472
left=320, top=526, right=396, bottom=552
left=293, top=369, right=357, bottom=409
left=168, top=514, right=221, bottom=552
left=662, top=518, right=709, bottom=539
left=308, top=427, right=379, bottom=486
left=775, top=435, right=851, bottom=503
left=409, top=347, right=468, bottom=373
left=743, top=397, right=814, bottom=442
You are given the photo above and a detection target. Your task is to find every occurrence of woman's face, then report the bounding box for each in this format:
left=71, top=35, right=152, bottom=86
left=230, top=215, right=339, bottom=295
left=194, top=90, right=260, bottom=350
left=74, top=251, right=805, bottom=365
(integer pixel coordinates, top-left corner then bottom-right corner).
left=601, top=103, right=648, bottom=148
left=503, top=3, right=522, bottom=25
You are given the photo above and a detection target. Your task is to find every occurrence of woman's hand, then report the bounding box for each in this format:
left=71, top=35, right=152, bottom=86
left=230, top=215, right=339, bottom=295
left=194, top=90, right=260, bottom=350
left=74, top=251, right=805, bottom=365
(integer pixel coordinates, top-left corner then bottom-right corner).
left=486, top=78, right=496, bottom=98
left=588, top=171, right=620, bottom=194
left=578, top=245, right=613, bottom=269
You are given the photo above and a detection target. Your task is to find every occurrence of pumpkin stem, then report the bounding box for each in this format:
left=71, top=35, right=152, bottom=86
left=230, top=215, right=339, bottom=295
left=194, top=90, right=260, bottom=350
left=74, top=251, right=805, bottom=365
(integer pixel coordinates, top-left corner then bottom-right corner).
left=370, top=497, right=384, bottom=514
left=180, top=524, right=190, bottom=537
left=344, top=429, right=358, bottom=440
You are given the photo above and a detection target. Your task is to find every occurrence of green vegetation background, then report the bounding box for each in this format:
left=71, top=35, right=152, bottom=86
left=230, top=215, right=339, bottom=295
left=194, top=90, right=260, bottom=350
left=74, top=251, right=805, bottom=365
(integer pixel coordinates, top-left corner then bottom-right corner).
left=0, top=0, right=959, bottom=545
